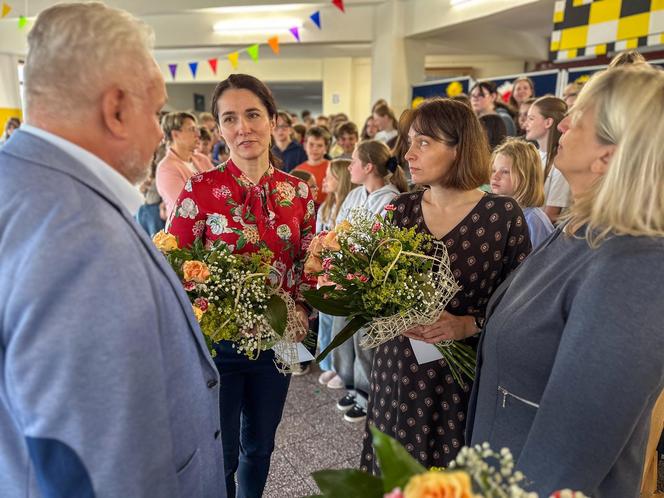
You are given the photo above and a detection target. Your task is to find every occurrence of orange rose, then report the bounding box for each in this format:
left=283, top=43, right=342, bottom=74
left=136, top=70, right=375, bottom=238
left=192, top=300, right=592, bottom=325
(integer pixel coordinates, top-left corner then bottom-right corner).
left=308, top=234, right=324, bottom=259
left=152, top=230, right=178, bottom=253
left=404, top=471, right=475, bottom=498
left=304, top=254, right=324, bottom=275
left=321, top=231, right=341, bottom=252
left=335, top=220, right=352, bottom=233
left=182, top=260, right=211, bottom=283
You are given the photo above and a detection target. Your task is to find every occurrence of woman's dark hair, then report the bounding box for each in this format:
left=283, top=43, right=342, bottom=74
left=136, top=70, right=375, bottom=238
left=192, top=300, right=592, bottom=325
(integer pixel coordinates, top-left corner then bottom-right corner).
left=470, top=81, right=497, bottom=97
left=479, top=114, right=507, bottom=150
left=211, top=73, right=281, bottom=167
left=410, top=98, right=490, bottom=189
left=391, top=109, right=414, bottom=169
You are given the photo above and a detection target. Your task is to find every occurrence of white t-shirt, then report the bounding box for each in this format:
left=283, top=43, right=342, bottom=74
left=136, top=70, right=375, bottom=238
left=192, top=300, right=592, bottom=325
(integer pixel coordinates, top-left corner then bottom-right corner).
left=374, top=129, right=398, bottom=144
left=335, top=184, right=400, bottom=226
left=539, top=150, right=571, bottom=209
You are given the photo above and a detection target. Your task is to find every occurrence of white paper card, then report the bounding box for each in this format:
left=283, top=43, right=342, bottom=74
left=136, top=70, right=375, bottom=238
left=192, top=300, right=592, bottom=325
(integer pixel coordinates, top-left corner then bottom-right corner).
left=296, top=343, right=315, bottom=362
left=409, top=338, right=443, bottom=365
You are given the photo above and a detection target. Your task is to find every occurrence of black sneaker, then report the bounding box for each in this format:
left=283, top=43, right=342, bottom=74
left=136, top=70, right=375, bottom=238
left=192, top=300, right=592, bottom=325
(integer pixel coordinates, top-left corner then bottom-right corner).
left=336, top=393, right=356, bottom=412
left=343, top=404, right=366, bottom=423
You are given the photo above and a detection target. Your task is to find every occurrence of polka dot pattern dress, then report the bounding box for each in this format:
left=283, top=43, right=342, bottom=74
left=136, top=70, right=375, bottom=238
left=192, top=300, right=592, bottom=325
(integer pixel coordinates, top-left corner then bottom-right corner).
left=360, top=190, right=531, bottom=472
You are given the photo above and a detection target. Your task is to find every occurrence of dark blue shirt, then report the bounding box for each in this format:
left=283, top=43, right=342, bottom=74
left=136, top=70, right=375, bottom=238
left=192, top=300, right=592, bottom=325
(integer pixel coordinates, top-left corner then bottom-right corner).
left=272, top=141, right=307, bottom=173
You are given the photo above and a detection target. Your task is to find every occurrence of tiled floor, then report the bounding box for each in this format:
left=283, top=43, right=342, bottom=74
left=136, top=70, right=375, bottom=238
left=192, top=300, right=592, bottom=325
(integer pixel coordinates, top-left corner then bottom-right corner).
left=264, top=365, right=364, bottom=498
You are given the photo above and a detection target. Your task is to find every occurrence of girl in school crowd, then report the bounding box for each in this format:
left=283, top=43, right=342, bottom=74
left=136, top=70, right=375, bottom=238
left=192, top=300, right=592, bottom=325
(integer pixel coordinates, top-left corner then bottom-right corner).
left=508, top=76, right=535, bottom=114
left=155, top=111, right=214, bottom=219
left=332, top=121, right=359, bottom=160
left=330, top=140, right=409, bottom=423
left=490, top=137, right=554, bottom=248
left=0, top=116, right=20, bottom=147
left=517, top=97, right=536, bottom=136
left=361, top=115, right=379, bottom=140
left=524, top=96, right=571, bottom=224
left=271, top=110, right=307, bottom=173
left=315, top=158, right=355, bottom=389
left=469, top=81, right=517, bottom=137
left=372, top=103, right=399, bottom=147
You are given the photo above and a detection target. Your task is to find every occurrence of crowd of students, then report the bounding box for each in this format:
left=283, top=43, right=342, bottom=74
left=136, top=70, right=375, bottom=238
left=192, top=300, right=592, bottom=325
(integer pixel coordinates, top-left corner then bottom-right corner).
left=121, top=49, right=664, bottom=498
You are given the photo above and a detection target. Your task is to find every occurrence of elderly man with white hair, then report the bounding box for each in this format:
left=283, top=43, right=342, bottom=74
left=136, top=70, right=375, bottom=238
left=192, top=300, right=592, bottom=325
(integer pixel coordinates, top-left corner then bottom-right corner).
left=0, top=3, right=225, bottom=497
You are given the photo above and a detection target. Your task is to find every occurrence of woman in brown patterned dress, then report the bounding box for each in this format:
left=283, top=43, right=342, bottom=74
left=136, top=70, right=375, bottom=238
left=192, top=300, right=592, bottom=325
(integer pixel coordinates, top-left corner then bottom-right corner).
left=360, top=98, right=531, bottom=472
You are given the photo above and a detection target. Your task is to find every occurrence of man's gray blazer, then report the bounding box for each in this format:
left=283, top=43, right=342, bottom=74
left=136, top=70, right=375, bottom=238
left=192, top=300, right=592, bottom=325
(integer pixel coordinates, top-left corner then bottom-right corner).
left=0, top=130, right=225, bottom=497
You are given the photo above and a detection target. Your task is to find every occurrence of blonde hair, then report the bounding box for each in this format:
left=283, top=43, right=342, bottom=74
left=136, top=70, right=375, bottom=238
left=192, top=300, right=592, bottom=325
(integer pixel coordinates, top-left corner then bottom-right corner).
left=24, top=2, right=155, bottom=120
left=319, top=159, right=354, bottom=225
left=564, top=66, right=664, bottom=244
left=356, top=140, right=408, bottom=193
left=492, top=138, right=544, bottom=208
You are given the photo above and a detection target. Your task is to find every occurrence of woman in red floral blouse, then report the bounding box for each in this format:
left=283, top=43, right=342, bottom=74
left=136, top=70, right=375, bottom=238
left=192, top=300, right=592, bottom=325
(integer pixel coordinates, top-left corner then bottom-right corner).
left=167, top=74, right=315, bottom=498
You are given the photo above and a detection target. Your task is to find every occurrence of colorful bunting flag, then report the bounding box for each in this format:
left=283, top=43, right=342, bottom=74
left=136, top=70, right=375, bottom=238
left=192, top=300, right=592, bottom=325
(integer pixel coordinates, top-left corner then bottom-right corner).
left=188, top=62, right=198, bottom=78
left=310, top=11, right=321, bottom=29
left=1, top=2, right=11, bottom=18
left=289, top=27, right=300, bottom=42
left=18, top=15, right=27, bottom=28
left=332, top=0, right=345, bottom=13
left=247, top=44, right=260, bottom=62
left=208, top=58, right=218, bottom=75
left=228, top=52, right=239, bottom=70
left=268, top=36, right=280, bottom=55
left=168, top=64, right=177, bottom=80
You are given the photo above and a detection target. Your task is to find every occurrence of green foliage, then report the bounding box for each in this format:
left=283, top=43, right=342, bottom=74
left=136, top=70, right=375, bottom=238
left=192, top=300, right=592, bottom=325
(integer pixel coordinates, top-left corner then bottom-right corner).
left=311, top=470, right=383, bottom=498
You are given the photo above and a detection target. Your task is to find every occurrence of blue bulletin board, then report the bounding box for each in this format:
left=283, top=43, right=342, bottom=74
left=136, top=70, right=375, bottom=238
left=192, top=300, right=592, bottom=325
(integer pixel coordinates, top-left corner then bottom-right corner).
left=411, top=76, right=472, bottom=108
left=484, top=69, right=562, bottom=100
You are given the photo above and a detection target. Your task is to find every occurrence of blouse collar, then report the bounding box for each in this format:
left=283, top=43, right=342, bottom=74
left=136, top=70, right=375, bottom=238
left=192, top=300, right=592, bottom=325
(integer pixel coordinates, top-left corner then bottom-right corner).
left=225, top=158, right=275, bottom=188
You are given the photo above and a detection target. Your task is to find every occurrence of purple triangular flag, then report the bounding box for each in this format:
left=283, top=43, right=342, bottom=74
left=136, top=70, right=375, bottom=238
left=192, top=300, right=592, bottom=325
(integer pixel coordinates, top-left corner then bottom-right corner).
left=289, top=26, right=300, bottom=42
left=188, top=62, right=198, bottom=78
left=310, top=11, right=321, bottom=29
left=168, top=64, right=177, bottom=80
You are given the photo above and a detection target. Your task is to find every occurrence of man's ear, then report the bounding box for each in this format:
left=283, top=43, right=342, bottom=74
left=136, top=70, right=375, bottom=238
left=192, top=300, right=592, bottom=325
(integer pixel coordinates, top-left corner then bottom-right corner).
left=101, top=86, right=130, bottom=139
left=591, top=143, right=617, bottom=175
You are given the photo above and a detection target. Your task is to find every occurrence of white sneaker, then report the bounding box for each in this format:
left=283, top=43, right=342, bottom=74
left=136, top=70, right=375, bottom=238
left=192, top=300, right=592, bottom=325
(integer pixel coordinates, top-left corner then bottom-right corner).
left=318, top=370, right=337, bottom=385
left=291, top=364, right=310, bottom=376
left=326, top=374, right=345, bottom=389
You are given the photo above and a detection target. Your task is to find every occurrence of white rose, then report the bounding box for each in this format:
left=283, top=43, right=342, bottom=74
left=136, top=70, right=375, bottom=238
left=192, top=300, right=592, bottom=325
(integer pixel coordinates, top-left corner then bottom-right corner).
left=178, top=198, right=199, bottom=219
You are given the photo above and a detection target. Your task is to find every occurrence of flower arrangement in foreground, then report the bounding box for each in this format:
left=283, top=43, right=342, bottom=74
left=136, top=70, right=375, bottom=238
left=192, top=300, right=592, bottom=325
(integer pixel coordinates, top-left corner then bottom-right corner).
left=302, top=207, right=475, bottom=385
left=306, top=428, right=588, bottom=498
left=153, top=230, right=305, bottom=370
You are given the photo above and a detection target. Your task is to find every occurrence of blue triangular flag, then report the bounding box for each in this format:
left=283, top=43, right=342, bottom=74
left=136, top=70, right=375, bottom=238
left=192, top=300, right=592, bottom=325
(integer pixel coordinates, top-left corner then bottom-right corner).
left=310, top=11, right=321, bottom=29
left=168, top=64, right=177, bottom=80
left=188, top=62, right=198, bottom=78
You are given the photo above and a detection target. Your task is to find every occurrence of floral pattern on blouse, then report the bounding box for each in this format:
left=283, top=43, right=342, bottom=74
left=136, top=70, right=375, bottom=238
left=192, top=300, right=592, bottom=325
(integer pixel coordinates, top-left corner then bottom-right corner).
left=167, top=159, right=316, bottom=299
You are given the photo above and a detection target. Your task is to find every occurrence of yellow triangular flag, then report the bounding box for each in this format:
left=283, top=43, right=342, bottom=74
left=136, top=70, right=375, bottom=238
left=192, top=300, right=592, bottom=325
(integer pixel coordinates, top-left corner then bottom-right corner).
left=228, top=52, right=239, bottom=70
left=1, top=2, right=12, bottom=18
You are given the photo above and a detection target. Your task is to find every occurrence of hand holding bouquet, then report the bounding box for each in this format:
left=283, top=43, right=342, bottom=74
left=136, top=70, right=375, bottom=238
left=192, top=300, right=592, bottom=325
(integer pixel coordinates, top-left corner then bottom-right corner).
left=302, top=207, right=475, bottom=385
left=153, top=230, right=306, bottom=371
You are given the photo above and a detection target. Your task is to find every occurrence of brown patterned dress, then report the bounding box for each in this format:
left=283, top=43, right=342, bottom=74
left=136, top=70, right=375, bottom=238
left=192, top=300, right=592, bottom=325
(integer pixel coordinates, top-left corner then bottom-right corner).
left=360, top=190, right=531, bottom=472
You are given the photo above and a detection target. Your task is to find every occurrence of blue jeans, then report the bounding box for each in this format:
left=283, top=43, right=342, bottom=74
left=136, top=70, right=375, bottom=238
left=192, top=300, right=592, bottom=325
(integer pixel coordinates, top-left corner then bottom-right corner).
left=318, top=312, right=334, bottom=371
left=214, top=342, right=291, bottom=498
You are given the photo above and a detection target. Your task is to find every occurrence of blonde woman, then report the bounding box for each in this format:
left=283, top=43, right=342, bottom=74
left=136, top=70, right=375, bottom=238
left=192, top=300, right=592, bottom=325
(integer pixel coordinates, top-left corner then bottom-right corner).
left=316, top=159, right=355, bottom=387
left=468, top=66, right=664, bottom=498
left=490, top=138, right=554, bottom=248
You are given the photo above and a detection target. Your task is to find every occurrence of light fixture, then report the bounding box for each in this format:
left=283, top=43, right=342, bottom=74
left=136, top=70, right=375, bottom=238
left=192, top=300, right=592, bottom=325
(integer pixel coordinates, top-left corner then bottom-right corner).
left=213, top=18, right=303, bottom=34
left=450, top=0, right=473, bottom=5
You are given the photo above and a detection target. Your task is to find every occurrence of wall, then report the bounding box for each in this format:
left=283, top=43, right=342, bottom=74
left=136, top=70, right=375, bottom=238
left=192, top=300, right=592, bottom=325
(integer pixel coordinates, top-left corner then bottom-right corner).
left=425, top=54, right=526, bottom=80
left=0, top=55, right=22, bottom=131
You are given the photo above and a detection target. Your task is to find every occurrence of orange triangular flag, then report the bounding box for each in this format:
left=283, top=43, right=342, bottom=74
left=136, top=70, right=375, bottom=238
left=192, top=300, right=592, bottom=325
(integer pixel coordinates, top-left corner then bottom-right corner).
left=267, top=36, right=280, bottom=55
left=228, top=52, right=239, bottom=70
left=1, top=2, right=11, bottom=18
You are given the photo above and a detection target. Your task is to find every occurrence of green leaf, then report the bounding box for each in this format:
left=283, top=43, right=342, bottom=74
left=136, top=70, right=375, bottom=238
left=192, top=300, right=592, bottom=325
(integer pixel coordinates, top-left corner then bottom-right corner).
left=265, top=295, right=287, bottom=336
left=302, top=289, right=355, bottom=316
left=312, top=469, right=383, bottom=498
left=316, top=315, right=368, bottom=363
left=371, top=427, right=426, bottom=492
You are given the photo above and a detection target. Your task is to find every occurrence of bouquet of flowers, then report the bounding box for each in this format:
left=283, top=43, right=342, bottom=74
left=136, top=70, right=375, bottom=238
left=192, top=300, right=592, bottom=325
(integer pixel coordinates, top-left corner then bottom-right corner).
left=153, top=230, right=306, bottom=371
left=307, top=428, right=588, bottom=498
left=302, top=207, right=475, bottom=385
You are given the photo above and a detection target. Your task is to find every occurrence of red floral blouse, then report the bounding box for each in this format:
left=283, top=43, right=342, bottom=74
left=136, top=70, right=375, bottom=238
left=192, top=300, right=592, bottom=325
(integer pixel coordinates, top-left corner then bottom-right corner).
left=167, top=159, right=317, bottom=299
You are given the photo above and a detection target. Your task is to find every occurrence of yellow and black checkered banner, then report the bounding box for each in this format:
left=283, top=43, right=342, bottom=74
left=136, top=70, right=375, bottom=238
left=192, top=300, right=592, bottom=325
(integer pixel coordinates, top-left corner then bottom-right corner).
left=550, top=0, right=664, bottom=61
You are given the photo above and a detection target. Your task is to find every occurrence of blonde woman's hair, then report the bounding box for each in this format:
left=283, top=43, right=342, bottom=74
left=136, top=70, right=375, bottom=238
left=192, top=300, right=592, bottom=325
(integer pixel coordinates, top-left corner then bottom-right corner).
left=24, top=2, right=155, bottom=120
left=564, top=66, right=664, bottom=245
left=319, top=159, right=354, bottom=225
left=492, top=138, right=544, bottom=208
left=356, top=140, right=408, bottom=192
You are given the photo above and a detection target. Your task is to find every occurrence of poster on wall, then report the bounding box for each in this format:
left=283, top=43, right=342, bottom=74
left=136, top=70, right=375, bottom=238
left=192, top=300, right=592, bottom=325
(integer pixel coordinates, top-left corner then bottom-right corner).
left=411, top=76, right=472, bottom=108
